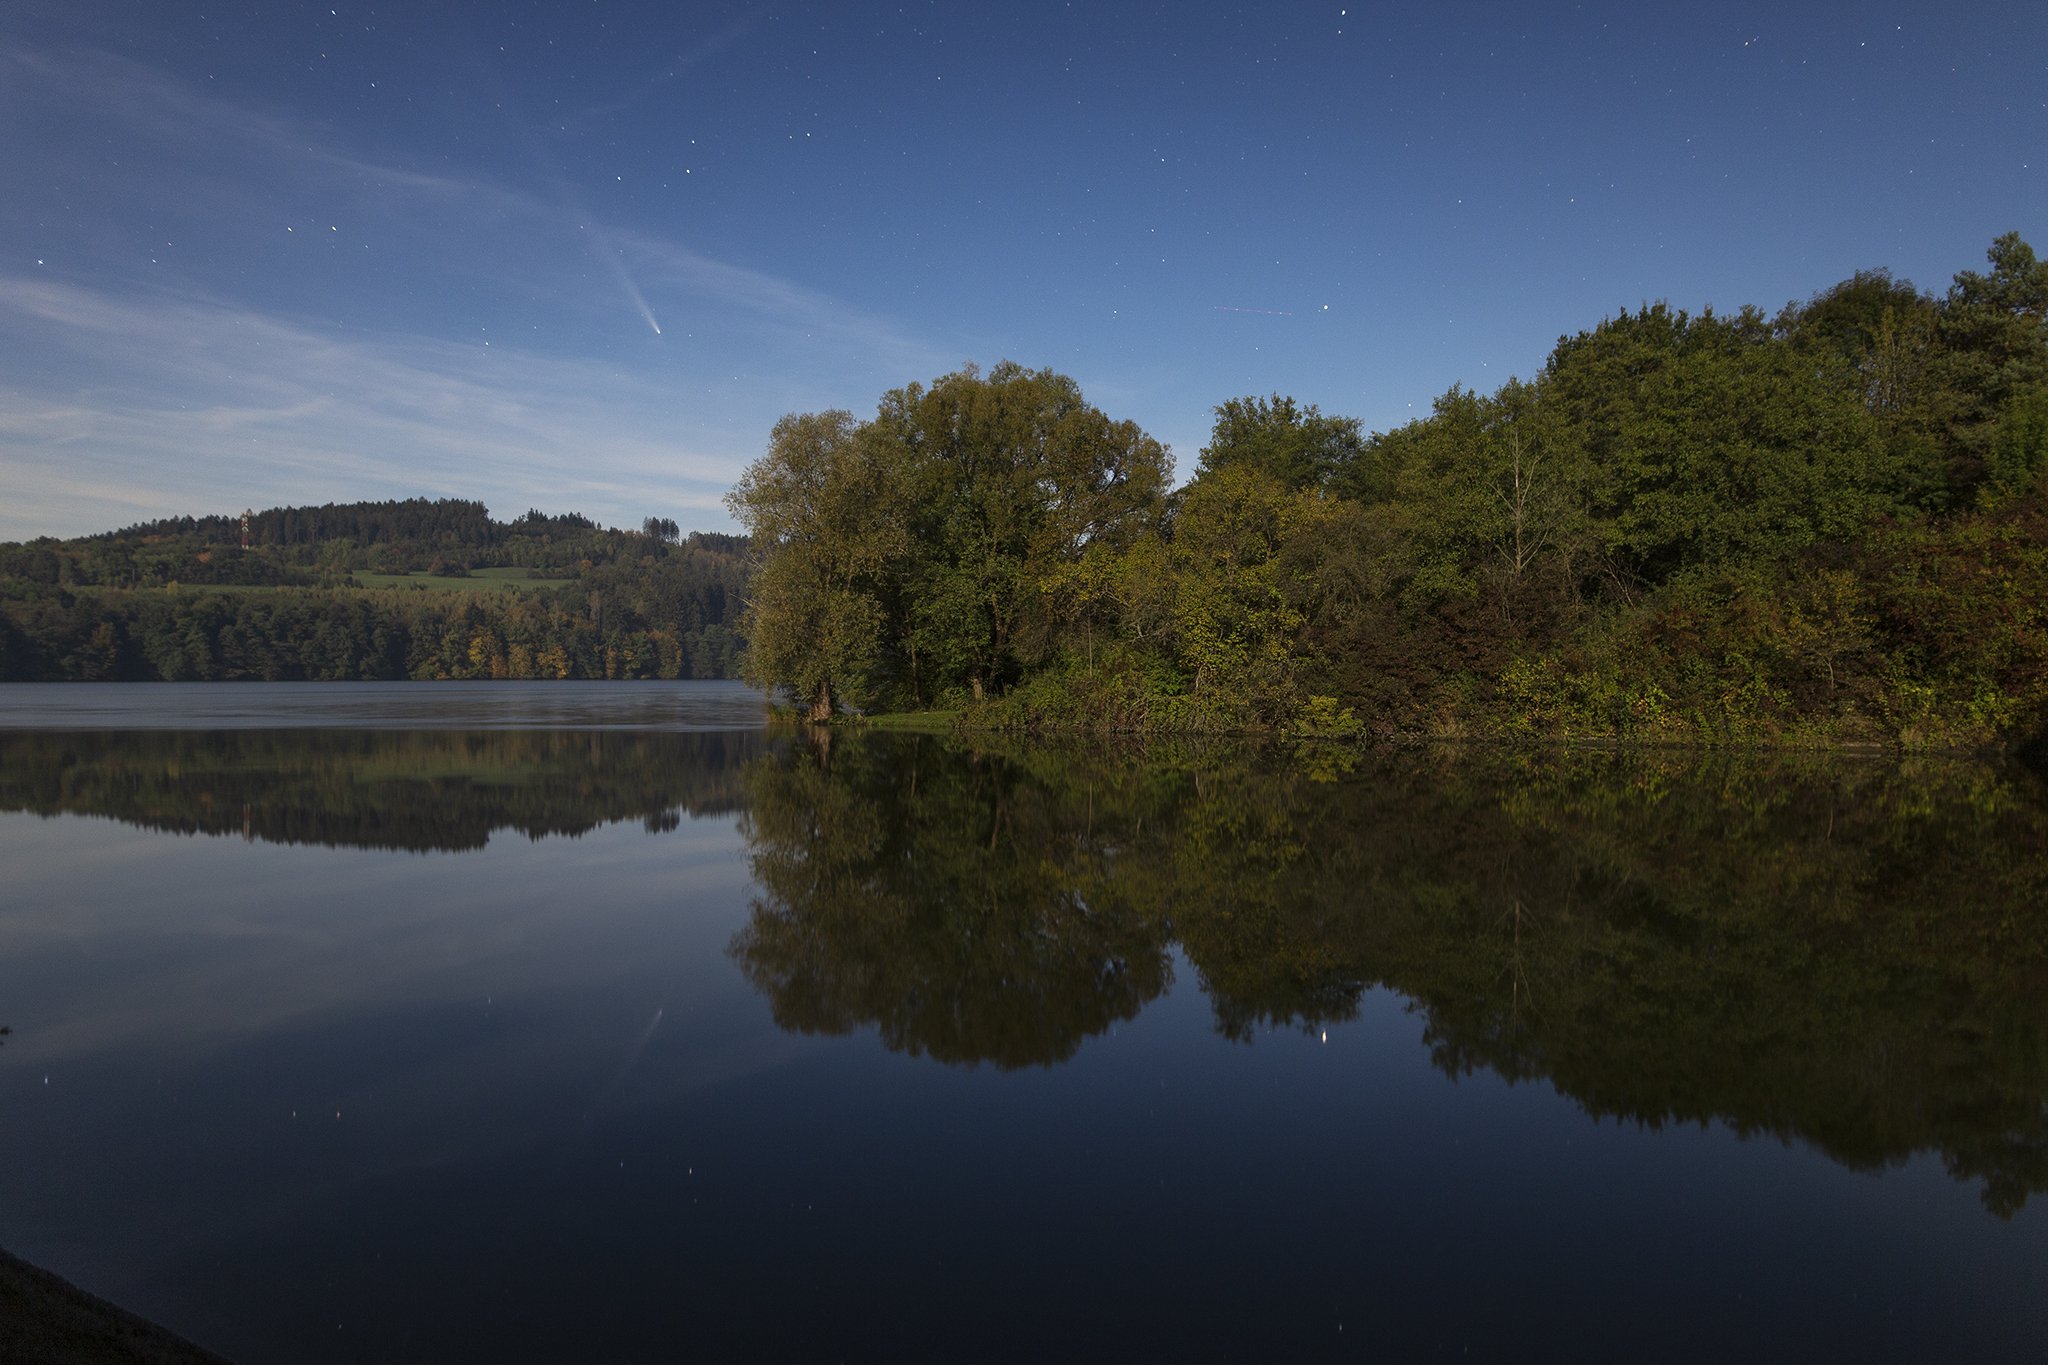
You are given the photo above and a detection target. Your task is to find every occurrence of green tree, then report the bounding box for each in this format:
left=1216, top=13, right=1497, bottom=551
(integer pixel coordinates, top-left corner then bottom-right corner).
left=865, top=362, right=1170, bottom=707
left=1194, top=393, right=1364, bottom=492
left=1986, top=385, right=2048, bottom=498
left=1939, top=232, right=2048, bottom=441
left=1789, top=267, right=1936, bottom=368
left=1117, top=465, right=1340, bottom=728
left=1540, top=303, right=1888, bottom=583
left=725, top=411, right=907, bottom=719
left=1781, top=268, right=1949, bottom=503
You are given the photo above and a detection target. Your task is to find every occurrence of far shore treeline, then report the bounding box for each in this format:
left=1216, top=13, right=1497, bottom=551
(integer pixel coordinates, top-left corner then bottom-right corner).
left=729, top=233, right=2048, bottom=750
left=0, top=503, right=748, bottom=681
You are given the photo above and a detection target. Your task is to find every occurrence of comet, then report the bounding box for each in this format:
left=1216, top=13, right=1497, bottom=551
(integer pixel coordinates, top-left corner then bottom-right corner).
left=597, top=239, right=663, bottom=335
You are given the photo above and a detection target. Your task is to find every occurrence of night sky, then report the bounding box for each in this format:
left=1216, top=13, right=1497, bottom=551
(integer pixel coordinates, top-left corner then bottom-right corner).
left=2, top=0, right=2041, bottom=539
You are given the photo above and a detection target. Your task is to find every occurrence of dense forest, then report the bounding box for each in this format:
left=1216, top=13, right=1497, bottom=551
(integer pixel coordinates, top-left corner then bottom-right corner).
left=730, top=233, right=2048, bottom=750
left=0, top=501, right=749, bottom=681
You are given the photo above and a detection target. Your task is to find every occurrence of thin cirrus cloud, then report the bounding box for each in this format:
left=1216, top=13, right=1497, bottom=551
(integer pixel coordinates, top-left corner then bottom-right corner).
left=0, top=275, right=746, bottom=539
left=0, top=39, right=950, bottom=539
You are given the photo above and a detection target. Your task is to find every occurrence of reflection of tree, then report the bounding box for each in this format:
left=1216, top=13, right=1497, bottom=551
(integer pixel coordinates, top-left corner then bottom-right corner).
left=1180, top=749, right=2048, bottom=1218
left=1149, top=761, right=1374, bottom=1041
left=0, top=730, right=756, bottom=852
left=732, top=733, right=2048, bottom=1216
left=33, top=719, right=2045, bottom=1213
left=728, top=734, right=1174, bottom=1069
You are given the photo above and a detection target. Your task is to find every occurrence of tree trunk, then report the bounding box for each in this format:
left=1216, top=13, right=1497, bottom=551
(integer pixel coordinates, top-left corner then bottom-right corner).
left=808, top=679, right=835, bottom=723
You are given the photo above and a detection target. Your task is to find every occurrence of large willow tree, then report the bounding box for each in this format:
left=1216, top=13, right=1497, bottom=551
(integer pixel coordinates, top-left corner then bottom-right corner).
left=725, top=363, right=1171, bottom=716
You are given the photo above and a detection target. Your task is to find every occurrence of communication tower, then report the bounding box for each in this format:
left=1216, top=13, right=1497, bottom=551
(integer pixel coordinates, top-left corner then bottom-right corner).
left=241, top=509, right=251, bottom=550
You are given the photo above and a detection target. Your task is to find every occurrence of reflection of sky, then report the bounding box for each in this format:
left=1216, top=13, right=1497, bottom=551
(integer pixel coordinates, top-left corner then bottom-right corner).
left=0, top=810, right=809, bottom=1341
left=3, top=806, right=2045, bottom=1360
left=0, top=805, right=759, bottom=1067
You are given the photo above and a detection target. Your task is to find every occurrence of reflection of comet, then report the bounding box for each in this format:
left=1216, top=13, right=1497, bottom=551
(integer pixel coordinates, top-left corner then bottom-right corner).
left=584, top=1006, right=665, bottom=1126
left=1214, top=306, right=1293, bottom=316
left=620, top=1006, right=665, bottom=1076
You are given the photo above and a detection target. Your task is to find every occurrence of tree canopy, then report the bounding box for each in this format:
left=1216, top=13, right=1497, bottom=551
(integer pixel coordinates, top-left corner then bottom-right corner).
left=1196, top=393, right=1364, bottom=493
left=786, top=231, right=2048, bottom=752
left=726, top=362, right=1170, bottom=717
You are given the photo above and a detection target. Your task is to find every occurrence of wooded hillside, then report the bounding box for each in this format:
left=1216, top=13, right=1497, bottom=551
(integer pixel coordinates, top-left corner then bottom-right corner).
left=0, top=502, right=750, bottom=681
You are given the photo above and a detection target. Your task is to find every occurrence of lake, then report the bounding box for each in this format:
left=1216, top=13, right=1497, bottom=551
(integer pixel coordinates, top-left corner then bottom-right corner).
left=2, top=682, right=2044, bottom=1361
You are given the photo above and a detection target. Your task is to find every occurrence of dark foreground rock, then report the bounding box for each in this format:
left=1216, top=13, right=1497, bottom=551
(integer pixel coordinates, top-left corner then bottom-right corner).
left=0, top=1247, right=231, bottom=1365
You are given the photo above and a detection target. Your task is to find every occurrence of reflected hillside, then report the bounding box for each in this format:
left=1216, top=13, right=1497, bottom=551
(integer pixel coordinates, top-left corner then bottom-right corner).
left=0, top=729, right=760, bottom=851
left=733, top=733, right=2048, bottom=1215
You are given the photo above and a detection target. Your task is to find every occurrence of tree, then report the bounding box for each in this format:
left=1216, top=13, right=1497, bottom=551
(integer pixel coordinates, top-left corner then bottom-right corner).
left=1120, top=464, right=1338, bottom=728
left=1487, top=378, right=1578, bottom=584
left=1986, top=386, right=2048, bottom=498
left=868, top=362, right=1171, bottom=706
left=1938, top=232, right=2048, bottom=487
left=1940, top=232, right=2048, bottom=420
left=1788, top=267, right=1935, bottom=368
left=1539, top=303, right=1887, bottom=582
left=1195, top=393, right=1364, bottom=492
left=725, top=411, right=906, bottom=720
left=722, top=366, right=1167, bottom=717
left=1349, top=380, right=1587, bottom=615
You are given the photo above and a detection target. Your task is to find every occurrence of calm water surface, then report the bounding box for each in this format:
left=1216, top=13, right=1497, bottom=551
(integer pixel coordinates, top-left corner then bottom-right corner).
left=1, top=683, right=2044, bottom=1361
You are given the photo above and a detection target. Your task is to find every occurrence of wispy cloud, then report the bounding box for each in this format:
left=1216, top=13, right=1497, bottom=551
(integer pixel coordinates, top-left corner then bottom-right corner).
left=0, top=38, right=952, bottom=538
left=0, top=275, right=749, bottom=537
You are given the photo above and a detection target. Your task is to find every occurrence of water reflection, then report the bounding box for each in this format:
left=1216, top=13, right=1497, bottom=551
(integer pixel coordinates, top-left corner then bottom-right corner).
left=729, top=732, right=1174, bottom=1069
left=734, top=732, right=2048, bottom=1216
left=0, top=728, right=759, bottom=851
left=8, top=721, right=2046, bottom=1217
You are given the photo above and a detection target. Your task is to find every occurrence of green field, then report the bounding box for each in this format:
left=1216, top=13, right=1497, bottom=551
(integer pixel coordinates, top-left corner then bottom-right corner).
left=350, top=567, right=578, bottom=592
left=146, top=582, right=299, bottom=595
left=75, top=582, right=318, bottom=596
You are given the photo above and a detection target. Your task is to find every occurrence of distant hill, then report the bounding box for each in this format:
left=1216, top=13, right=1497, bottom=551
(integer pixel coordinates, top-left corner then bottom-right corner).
left=0, top=500, right=753, bottom=682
